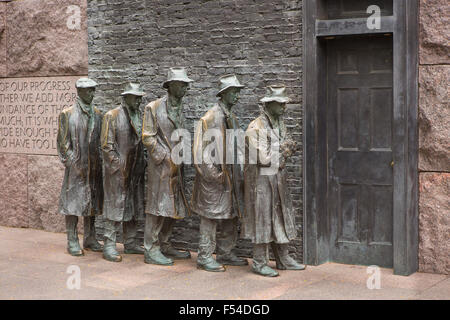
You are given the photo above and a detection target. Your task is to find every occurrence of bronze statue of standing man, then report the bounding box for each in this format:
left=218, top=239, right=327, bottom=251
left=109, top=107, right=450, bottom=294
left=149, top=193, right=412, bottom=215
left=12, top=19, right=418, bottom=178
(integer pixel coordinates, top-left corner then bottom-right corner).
left=243, top=85, right=306, bottom=277
left=191, top=74, right=248, bottom=272
left=100, top=83, right=146, bottom=262
left=142, top=68, right=193, bottom=265
left=57, top=78, right=104, bottom=256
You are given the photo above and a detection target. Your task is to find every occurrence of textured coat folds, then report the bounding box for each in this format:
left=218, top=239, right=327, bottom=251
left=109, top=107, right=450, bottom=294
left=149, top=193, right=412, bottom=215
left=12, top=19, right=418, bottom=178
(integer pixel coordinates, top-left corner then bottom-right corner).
left=242, top=113, right=296, bottom=244
left=57, top=99, right=103, bottom=217
left=142, top=96, right=189, bottom=219
left=191, top=103, right=243, bottom=220
left=100, top=104, right=145, bottom=222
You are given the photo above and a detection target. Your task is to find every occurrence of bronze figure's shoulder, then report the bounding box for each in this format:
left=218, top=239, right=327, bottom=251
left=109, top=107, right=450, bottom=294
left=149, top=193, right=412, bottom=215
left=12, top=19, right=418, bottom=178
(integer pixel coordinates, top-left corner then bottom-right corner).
left=247, top=115, right=265, bottom=131
left=147, top=98, right=163, bottom=110
left=200, top=104, right=221, bottom=130
left=104, top=107, right=121, bottom=120
left=60, top=105, right=75, bottom=117
left=144, top=98, right=164, bottom=118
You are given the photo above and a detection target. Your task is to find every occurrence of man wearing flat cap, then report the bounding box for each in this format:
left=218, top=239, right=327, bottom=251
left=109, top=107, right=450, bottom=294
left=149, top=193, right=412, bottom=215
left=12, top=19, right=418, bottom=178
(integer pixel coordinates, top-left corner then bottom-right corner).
left=243, top=85, right=306, bottom=277
left=100, top=83, right=146, bottom=262
left=57, top=77, right=104, bottom=256
left=191, top=74, right=248, bottom=272
left=142, top=67, right=193, bottom=266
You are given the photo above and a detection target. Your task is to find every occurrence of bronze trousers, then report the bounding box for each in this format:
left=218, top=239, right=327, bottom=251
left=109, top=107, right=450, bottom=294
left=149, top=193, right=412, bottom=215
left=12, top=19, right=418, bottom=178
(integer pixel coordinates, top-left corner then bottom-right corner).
left=253, top=243, right=291, bottom=271
left=103, top=218, right=138, bottom=248
left=197, top=217, right=238, bottom=265
left=143, top=214, right=176, bottom=252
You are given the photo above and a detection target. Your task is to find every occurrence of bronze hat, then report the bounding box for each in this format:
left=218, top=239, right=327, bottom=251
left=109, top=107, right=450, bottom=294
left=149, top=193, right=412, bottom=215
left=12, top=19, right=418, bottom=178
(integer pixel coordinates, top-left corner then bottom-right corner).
left=120, top=82, right=146, bottom=96
left=216, top=74, right=244, bottom=97
left=76, top=78, right=98, bottom=89
left=163, top=67, right=194, bottom=88
left=260, top=85, right=290, bottom=104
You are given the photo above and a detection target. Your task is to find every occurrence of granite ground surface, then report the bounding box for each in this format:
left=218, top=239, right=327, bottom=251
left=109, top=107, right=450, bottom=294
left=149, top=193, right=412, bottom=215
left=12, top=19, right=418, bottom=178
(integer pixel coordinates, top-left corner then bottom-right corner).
left=0, top=226, right=448, bottom=300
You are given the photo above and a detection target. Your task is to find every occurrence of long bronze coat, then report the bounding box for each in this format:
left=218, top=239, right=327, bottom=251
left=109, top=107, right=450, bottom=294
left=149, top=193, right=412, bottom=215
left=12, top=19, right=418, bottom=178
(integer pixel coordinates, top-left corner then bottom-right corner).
left=100, top=104, right=145, bottom=222
left=57, top=99, right=103, bottom=217
left=242, top=112, right=296, bottom=244
left=191, top=103, right=243, bottom=220
left=142, top=96, right=189, bottom=219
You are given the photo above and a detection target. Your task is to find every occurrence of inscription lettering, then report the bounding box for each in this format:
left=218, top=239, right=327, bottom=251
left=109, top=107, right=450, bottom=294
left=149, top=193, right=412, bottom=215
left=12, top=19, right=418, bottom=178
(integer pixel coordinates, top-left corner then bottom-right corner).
left=0, top=76, right=80, bottom=155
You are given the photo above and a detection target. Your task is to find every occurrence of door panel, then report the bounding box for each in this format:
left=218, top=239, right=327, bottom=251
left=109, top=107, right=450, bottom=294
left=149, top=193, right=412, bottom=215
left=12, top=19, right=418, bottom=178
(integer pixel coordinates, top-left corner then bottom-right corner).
left=327, top=36, right=394, bottom=268
left=370, top=88, right=392, bottom=150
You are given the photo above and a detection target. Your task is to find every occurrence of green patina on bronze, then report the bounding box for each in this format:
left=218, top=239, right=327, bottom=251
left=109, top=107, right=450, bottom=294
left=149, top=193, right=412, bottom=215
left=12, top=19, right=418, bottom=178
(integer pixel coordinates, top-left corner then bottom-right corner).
left=142, top=67, right=193, bottom=266
left=57, top=78, right=104, bottom=256
left=192, top=74, right=248, bottom=272
left=100, top=82, right=146, bottom=262
left=243, top=85, right=306, bottom=277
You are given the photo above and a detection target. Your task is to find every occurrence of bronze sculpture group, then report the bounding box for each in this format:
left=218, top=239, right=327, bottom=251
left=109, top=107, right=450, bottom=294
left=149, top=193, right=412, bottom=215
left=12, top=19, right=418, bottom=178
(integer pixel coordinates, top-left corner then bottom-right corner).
left=57, top=69, right=306, bottom=277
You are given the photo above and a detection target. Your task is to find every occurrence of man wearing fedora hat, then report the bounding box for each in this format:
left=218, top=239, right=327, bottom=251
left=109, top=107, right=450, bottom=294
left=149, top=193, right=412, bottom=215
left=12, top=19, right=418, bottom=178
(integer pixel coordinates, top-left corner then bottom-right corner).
left=243, top=85, right=306, bottom=277
left=142, top=67, right=193, bottom=266
left=100, top=82, right=146, bottom=262
left=57, top=77, right=104, bottom=256
left=192, top=74, right=248, bottom=272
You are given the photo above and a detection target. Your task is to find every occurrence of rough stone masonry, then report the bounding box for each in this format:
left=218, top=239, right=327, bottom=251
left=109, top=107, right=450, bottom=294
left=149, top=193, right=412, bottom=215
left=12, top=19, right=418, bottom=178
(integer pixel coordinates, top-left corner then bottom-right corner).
left=87, top=0, right=303, bottom=260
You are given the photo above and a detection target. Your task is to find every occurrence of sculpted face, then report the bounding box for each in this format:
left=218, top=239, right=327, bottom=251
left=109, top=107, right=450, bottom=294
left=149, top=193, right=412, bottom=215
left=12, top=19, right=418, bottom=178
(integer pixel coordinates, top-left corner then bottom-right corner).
left=168, top=81, right=188, bottom=99
left=220, top=87, right=241, bottom=107
left=77, top=87, right=95, bottom=105
left=123, top=94, right=142, bottom=110
left=265, top=101, right=286, bottom=118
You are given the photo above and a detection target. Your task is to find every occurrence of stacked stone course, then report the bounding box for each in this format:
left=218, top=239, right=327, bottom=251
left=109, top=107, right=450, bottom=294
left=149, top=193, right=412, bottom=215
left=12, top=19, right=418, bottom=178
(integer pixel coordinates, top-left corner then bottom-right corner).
left=417, top=0, right=450, bottom=274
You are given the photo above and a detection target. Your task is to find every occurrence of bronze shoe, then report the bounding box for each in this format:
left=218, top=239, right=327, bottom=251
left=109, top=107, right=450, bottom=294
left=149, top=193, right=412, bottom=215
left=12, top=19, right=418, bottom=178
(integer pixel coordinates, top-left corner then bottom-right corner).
left=102, top=240, right=122, bottom=262
left=144, top=249, right=174, bottom=266
left=124, top=244, right=145, bottom=254
left=83, top=238, right=103, bottom=252
left=197, top=260, right=226, bottom=272
left=276, top=255, right=306, bottom=270
left=252, top=265, right=279, bottom=277
left=216, top=253, right=248, bottom=266
left=67, top=241, right=84, bottom=256
left=162, top=247, right=191, bottom=260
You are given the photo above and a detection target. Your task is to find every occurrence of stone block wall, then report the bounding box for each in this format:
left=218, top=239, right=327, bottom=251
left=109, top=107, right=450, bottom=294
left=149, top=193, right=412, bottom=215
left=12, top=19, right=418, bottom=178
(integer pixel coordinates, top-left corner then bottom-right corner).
left=0, top=0, right=88, bottom=233
left=87, top=0, right=304, bottom=260
left=418, top=0, right=450, bottom=274
left=5, top=0, right=88, bottom=77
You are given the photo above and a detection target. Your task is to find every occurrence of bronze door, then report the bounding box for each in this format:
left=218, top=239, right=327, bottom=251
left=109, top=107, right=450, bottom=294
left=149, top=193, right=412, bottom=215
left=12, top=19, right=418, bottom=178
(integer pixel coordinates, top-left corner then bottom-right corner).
left=327, top=36, right=394, bottom=267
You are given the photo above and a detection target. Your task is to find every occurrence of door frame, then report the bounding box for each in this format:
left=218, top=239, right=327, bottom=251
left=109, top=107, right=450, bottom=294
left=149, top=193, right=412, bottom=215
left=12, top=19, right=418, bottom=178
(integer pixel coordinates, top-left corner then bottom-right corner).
left=303, top=0, right=419, bottom=275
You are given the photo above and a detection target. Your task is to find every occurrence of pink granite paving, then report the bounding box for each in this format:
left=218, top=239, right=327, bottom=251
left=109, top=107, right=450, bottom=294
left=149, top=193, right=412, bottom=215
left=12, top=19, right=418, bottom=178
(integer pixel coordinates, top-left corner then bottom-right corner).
left=0, top=226, right=448, bottom=300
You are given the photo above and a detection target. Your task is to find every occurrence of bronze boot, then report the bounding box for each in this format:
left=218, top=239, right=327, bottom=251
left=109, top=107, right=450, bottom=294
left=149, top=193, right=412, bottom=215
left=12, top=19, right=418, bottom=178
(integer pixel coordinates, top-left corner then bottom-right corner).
left=102, top=219, right=122, bottom=262
left=217, top=253, right=248, bottom=266
left=66, top=215, right=84, bottom=256
left=161, top=245, right=191, bottom=260
left=144, top=247, right=173, bottom=266
left=83, top=216, right=103, bottom=252
left=103, top=238, right=122, bottom=262
left=123, top=219, right=144, bottom=254
left=252, top=244, right=278, bottom=277
left=124, top=242, right=145, bottom=254
left=197, top=258, right=226, bottom=272
left=272, top=243, right=306, bottom=270
left=197, top=234, right=225, bottom=272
